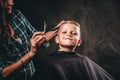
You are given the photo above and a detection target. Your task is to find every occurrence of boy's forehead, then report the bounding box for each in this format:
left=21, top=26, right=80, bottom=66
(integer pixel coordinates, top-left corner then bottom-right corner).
left=57, top=23, right=80, bottom=34
left=59, top=23, right=80, bottom=30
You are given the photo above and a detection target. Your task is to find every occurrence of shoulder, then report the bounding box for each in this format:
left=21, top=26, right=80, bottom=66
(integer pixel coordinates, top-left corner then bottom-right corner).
left=11, top=9, right=25, bottom=18
left=49, top=52, right=88, bottom=62
left=76, top=53, right=88, bottom=60
left=75, top=54, right=95, bottom=64
left=12, top=9, right=22, bottom=15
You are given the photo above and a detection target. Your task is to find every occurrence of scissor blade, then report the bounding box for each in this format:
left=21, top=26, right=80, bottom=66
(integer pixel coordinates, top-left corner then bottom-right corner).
left=44, top=20, right=47, bottom=32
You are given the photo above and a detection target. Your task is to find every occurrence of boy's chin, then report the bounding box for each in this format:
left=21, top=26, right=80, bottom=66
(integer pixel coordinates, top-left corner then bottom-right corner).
left=62, top=44, right=76, bottom=48
left=63, top=43, right=76, bottom=46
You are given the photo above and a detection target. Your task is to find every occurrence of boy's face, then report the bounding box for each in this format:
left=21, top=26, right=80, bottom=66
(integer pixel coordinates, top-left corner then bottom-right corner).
left=55, top=23, right=82, bottom=49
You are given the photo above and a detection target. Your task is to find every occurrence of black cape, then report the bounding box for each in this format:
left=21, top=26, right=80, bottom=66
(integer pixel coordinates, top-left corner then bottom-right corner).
left=38, top=51, right=115, bottom=80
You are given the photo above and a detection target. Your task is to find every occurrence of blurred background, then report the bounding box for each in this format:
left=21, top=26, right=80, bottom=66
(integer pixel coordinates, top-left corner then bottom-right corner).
left=15, top=0, right=120, bottom=79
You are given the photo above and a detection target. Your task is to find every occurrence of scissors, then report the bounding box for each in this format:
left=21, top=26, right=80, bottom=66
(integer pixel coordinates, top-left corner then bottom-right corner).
left=43, top=20, right=51, bottom=49
left=43, top=20, right=47, bottom=33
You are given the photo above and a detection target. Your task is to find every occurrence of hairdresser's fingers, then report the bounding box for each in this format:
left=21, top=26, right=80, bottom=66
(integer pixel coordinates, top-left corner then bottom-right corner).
left=37, top=36, right=46, bottom=47
left=32, top=31, right=44, bottom=39
left=33, top=34, right=46, bottom=43
left=31, top=34, right=46, bottom=47
left=51, top=20, right=65, bottom=31
left=45, top=30, right=57, bottom=42
left=30, top=37, right=37, bottom=48
left=56, top=20, right=65, bottom=27
left=37, top=36, right=46, bottom=42
left=29, top=35, right=46, bottom=56
left=34, top=36, right=43, bottom=42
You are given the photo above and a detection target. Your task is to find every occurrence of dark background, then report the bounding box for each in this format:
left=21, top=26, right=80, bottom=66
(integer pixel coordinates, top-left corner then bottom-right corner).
left=15, top=0, right=120, bottom=79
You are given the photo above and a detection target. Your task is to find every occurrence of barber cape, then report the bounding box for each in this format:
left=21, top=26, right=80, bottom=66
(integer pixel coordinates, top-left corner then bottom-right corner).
left=38, top=51, right=115, bottom=80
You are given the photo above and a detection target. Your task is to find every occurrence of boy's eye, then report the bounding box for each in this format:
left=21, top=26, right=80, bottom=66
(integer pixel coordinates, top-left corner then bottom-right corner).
left=72, top=32, right=77, bottom=35
left=62, top=31, right=67, bottom=34
left=61, top=31, right=78, bottom=35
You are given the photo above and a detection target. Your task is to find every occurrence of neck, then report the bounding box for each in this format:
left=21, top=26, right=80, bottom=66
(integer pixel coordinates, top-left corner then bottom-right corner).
left=59, top=46, right=75, bottom=52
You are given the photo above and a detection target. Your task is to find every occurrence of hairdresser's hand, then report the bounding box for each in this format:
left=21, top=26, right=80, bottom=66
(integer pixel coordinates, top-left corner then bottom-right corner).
left=45, top=20, right=65, bottom=42
left=56, top=20, right=65, bottom=28
left=30, top=32, right=46, bottom=57
left=45, top=30, right=57, bottom=42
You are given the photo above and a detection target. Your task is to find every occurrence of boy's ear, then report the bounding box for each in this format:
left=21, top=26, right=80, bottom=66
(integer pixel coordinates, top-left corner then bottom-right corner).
left=55, top=36, right=59, bottom=44
left=77, top=39, right=82, bottom=46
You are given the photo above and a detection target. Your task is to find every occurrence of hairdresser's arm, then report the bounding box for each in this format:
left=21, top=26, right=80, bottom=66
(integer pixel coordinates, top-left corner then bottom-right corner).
left=2, top=32, right=45, bottom=78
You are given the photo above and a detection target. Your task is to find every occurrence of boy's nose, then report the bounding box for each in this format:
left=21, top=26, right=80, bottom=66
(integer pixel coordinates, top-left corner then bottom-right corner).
left=66, top=32, right=72, bottom=36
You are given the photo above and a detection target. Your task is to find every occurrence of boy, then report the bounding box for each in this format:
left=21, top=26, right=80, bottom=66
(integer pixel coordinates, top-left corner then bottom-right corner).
left=38, top=20, right=115, bottom=80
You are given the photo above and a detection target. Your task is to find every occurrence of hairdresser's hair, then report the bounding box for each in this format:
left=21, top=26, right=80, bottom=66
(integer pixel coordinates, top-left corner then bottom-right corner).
left=0, top=0, right=11, bottom=44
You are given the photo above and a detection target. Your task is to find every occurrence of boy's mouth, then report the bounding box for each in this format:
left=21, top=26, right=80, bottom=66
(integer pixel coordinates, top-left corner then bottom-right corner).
left=65, top=38, right=72, bottom=41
